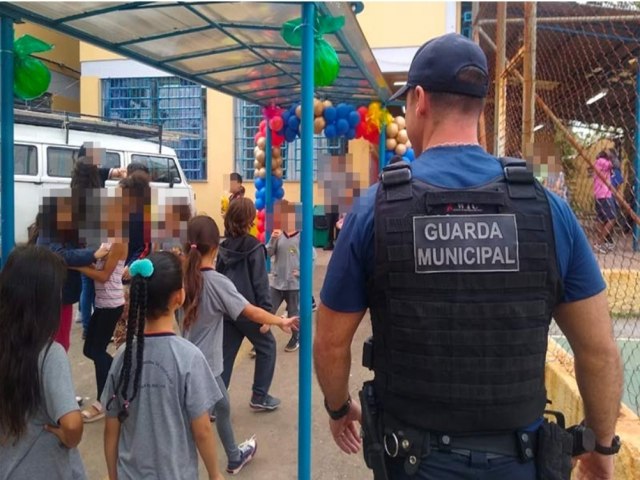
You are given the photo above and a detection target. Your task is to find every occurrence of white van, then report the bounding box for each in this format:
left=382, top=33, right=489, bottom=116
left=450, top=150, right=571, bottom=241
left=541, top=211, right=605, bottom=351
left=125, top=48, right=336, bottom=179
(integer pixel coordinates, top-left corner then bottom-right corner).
left=13, top=118, right=195, bottom=243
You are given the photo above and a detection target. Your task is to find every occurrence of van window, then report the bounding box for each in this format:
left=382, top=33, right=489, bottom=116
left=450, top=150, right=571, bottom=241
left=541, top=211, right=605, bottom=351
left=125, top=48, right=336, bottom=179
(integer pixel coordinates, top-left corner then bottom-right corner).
left=47, top=147, right=75, bottom=177
left=15, top=144, right=38, bottom=175
left=104, top=152, right=122, bottom=169
left=131, top=154, right=182, bottom=184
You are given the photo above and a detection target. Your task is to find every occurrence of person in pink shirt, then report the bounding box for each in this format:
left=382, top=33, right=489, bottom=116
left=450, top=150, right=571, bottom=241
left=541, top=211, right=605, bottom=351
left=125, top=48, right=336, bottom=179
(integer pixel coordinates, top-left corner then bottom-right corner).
left=593, top=151, right=617, bottom=252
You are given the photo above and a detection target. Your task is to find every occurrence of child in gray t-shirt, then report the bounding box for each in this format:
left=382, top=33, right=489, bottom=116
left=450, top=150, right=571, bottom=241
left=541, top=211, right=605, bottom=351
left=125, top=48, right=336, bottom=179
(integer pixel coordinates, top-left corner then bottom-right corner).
left=0, top=245, right=87, bottom=480
left=181, top=215, right=299, bottom=475
left=101, top=252, right=225, bottom=480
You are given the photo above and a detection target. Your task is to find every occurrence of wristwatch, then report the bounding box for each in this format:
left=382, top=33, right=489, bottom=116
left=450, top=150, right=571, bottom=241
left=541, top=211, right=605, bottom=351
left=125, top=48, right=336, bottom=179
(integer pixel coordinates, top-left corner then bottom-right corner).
left=594, top=435, right=621, bottom=455
left=324, top=396, right=351, bottom=420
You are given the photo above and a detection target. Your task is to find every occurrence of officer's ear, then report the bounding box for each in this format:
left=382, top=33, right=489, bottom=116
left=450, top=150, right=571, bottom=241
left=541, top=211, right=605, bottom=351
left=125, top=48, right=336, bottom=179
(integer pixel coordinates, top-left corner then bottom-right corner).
left=413, top=86, right=428, bottom=118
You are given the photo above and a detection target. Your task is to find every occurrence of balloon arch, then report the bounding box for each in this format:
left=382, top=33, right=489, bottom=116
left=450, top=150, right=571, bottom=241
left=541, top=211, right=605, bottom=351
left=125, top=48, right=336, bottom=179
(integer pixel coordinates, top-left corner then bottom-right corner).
left=253, top=99, right=415, bottom=241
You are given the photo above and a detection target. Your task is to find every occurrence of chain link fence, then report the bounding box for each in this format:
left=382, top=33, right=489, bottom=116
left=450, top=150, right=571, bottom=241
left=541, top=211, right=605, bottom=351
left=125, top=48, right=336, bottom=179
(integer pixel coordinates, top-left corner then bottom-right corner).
left=475, top=1, right=640, bottom=415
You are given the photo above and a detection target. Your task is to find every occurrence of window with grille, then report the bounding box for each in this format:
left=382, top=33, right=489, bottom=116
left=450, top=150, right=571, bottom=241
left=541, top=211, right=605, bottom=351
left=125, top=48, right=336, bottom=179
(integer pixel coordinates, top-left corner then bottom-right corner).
left=234, top=99, right=346, bottom=181
left=102, top=77, right=207, bottom=180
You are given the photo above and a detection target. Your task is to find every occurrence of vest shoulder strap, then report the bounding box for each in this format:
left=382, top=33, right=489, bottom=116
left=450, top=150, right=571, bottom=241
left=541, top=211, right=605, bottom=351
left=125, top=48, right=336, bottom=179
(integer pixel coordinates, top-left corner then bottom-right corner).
left=500, top=157, right=536, bottom=199
left=380, top=161, right=412, bottom=202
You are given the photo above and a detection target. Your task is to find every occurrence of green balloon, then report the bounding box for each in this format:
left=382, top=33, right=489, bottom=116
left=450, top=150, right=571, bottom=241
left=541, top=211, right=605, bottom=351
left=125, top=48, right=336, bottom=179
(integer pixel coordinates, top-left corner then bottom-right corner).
left=13, top=34, right=53, bottom=100
left=315, top=38, right=340, bottom=87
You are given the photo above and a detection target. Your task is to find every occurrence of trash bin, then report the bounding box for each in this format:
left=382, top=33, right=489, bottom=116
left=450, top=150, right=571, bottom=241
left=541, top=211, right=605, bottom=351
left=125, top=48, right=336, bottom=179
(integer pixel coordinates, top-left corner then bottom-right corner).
left=313, top=205, right=329, bottom=248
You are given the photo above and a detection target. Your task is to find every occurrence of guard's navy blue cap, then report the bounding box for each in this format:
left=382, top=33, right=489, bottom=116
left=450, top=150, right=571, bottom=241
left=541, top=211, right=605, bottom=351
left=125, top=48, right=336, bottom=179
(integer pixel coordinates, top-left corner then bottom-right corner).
left=389, top=33, right=489, bottom=101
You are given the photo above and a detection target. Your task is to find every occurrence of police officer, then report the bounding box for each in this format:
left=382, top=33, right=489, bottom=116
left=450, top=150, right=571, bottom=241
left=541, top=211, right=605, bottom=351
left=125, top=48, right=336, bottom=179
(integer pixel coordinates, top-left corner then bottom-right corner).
left=314, top=33, right=623, bottom=479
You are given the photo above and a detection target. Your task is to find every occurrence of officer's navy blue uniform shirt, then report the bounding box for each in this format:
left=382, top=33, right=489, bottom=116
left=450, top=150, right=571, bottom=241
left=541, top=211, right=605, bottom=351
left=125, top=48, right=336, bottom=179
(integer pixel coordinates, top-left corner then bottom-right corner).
left=321, top=146, right=606, bottom=313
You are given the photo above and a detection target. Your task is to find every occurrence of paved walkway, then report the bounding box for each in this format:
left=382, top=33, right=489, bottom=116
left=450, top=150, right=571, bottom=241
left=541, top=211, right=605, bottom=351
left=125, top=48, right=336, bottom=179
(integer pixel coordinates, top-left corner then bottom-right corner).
left=71, top=249, right=373, bottom=479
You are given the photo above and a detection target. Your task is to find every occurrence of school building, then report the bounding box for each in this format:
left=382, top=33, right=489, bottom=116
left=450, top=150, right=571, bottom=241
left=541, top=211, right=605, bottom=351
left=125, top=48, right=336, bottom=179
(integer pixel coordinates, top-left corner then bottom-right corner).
left=16, top=2, right=472, bottom=229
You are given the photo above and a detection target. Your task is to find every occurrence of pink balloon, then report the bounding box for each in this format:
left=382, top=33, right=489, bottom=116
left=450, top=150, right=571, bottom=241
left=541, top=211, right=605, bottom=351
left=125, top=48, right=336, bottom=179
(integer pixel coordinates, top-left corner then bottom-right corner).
left=257, top=209, right=266, bottom=220
left=258, top=232, right=266, bottom=243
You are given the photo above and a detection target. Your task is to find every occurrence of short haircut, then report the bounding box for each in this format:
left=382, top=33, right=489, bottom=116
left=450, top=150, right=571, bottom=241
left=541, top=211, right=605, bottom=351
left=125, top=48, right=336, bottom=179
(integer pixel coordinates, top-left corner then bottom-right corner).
left=127, top=162, right=150, bottom=175
left=224, top=197, right=256, bottom=237
left=230, top=172, right=243, bottom=184
left=428, top=66, right=487, bottom=117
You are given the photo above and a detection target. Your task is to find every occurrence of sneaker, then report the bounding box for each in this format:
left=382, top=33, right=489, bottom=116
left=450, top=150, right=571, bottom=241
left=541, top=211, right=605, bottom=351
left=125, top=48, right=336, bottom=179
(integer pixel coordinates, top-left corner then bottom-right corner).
left=593, top=244, right=607, bottom=254
left=284, top=336, right=299, bottom=352
left=250, top=394, right=281, bottom=411
left=227, top=436, right=257, bottom=475
left=249, top=347, right=256, bottom=359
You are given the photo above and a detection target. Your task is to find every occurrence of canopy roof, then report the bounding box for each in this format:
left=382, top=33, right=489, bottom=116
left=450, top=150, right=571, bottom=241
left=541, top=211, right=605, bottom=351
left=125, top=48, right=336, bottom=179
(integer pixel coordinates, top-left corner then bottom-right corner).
left=0, top=1, right=391, bottom=107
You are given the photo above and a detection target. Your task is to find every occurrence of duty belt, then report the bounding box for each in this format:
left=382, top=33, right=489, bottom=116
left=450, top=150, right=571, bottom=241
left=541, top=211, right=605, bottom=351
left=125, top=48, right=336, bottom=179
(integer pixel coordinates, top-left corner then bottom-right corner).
left=383, top=430, right=537, bottom=461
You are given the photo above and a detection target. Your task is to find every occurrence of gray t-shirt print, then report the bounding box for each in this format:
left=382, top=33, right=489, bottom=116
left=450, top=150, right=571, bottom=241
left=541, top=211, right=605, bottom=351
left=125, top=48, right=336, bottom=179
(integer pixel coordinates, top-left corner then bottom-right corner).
left=0, top=342, right=87, bottom=480
left=101, top=335, right=222, bottom=480
left=182, top=269, right=249, bottom=377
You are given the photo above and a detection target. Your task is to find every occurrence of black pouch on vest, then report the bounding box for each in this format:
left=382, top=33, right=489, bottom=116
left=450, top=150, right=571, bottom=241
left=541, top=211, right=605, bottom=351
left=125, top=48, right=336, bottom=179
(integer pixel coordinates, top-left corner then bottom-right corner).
left=536, top=420, right=573, bottom=480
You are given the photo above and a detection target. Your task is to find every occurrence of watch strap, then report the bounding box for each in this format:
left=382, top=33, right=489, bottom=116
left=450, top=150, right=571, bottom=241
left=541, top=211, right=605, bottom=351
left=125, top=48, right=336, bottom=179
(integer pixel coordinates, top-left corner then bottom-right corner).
left=594, top=435, right=621, bottom=455
left=324, top=396, right=351, bottom=420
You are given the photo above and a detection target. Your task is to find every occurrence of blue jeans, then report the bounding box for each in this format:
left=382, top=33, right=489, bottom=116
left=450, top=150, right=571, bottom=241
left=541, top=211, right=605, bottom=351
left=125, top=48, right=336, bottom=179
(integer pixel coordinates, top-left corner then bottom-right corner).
left=387, top=450, right=536, bottom=479
left=79, top=274, right=95, bottom=333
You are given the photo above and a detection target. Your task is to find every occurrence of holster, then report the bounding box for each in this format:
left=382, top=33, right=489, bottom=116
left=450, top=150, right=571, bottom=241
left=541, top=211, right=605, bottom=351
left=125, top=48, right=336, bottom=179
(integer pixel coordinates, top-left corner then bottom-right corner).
left=536, top=419, right=573, bottom=480
left=359, top=381, right=390, bottom=480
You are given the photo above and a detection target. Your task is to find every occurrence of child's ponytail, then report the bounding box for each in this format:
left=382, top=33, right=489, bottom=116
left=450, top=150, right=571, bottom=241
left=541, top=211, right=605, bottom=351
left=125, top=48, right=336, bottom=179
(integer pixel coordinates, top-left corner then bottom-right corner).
left=182, top=216, right=221, bottom=331
left=182, top=243, right=203, bottom=331
left=113, top=258, right=152, bottom=423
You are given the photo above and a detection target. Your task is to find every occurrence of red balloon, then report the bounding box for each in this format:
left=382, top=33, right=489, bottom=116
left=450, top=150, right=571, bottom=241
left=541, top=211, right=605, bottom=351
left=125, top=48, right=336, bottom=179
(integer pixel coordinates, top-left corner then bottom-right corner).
left=357, top=106, right=368, bottom=119
left=257, top=218, right=265, bottom=231
left=272, top=133, right=285, bottom=147
left=257, top=208, right=266, bottom=220
left=269, top=116, right=284, bottom=132
left=258, top=232, right=266, bottom=243
left=259, top=119, right=267, bottom=130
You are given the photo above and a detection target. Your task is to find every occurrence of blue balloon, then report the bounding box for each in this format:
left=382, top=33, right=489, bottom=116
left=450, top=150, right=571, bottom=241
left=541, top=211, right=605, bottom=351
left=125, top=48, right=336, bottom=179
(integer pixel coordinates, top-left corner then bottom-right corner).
left=281, top=110, right=291, bottom=124
left=324, top=124, right=337, bottom=138
left=323, top=106, right=337, bottom=123
left=405, top=148, right=416, bottom=161
left=385, top=150, right=395, bottom=163
left=402, top=156, right=410, bottom=163
left=287, top=115, right=300, bottom=131
left=255, top=187, right=265, bottom=200
left=346, top=128, right=356, bottom=140
left=254, top=177, right=265, bottom=190
left=274, top=187, right=285, bottom=200
left=284, top=127, right=297, bottom=143
left=272, top=176, right=283, bottom=189
left=336, top=118, right=349, bottom=135
left=336, top=103, right=350, bottom=119
left=348, top=110, right=361, bottom=128
left=255, top=197, right=265, bottom=210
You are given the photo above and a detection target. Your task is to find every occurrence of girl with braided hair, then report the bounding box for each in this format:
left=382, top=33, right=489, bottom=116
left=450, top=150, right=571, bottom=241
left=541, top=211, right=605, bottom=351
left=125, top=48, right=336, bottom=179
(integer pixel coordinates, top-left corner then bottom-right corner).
left=101, top=252, right=224, bottom=480
left=181, top=215, right=299, bottom=475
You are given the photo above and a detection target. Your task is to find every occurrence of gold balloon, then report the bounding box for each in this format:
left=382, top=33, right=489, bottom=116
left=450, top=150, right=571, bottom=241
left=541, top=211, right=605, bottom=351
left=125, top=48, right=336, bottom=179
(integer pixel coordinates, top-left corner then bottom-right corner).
left=254, top=146, right=261, bottom=157
left=395, top=143, right=407, bottom=156
left=386, top=138, right=397, bottom=151
left=274, top=167, right=283, bottom=178
left=406, top=140, right=412, bottom=149
left=255, top=150, right=265, bottom=163
left=397, top=129, right=409, bottom=144
left=395, top=116, right=406, bottom=130
left=257, top=137, right=266, bottom=149
left=386, top=123, right=399, bottom=139
left=314, top=117, right=326, bottom=134
left=258, top=168, right=266, bottom=179
left=254, top=169, right=260, bottom=179
left=254, top=159, right=262, bottom=169
left=314, top=99, right=324, bottom=117
left=322, top=99, right=333, bottom=109
left=272, top=157, right=282, bottom=169
left=272, top=147, right=281, bottom=157
left=295, top=105, right=302, bottom=118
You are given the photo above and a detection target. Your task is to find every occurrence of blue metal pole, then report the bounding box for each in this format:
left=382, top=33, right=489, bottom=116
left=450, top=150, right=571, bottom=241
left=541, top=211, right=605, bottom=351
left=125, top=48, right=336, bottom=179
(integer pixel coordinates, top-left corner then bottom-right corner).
left=634, top=61, right=640, bottom=252
left=378, top=117, right=387, bottom=174
left=265, top=123, right=273, bottom=270
left=0, top=16, right=14, bottom=266
left=299, top=3, right=315, bottom=480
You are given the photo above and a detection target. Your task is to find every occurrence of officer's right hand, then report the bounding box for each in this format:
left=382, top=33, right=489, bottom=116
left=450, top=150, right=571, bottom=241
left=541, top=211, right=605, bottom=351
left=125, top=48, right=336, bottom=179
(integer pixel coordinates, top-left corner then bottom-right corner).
left=573, top=452, right=614, bottom=480
left=329, top=398, right=362, bottom=455
left=271, top=229, right=282, bottom=239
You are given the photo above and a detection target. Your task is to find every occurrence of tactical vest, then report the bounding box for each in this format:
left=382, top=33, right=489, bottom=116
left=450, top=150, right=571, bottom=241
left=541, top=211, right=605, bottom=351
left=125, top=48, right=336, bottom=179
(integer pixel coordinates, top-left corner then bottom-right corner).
left=367, top=159, right=564, bottom=434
